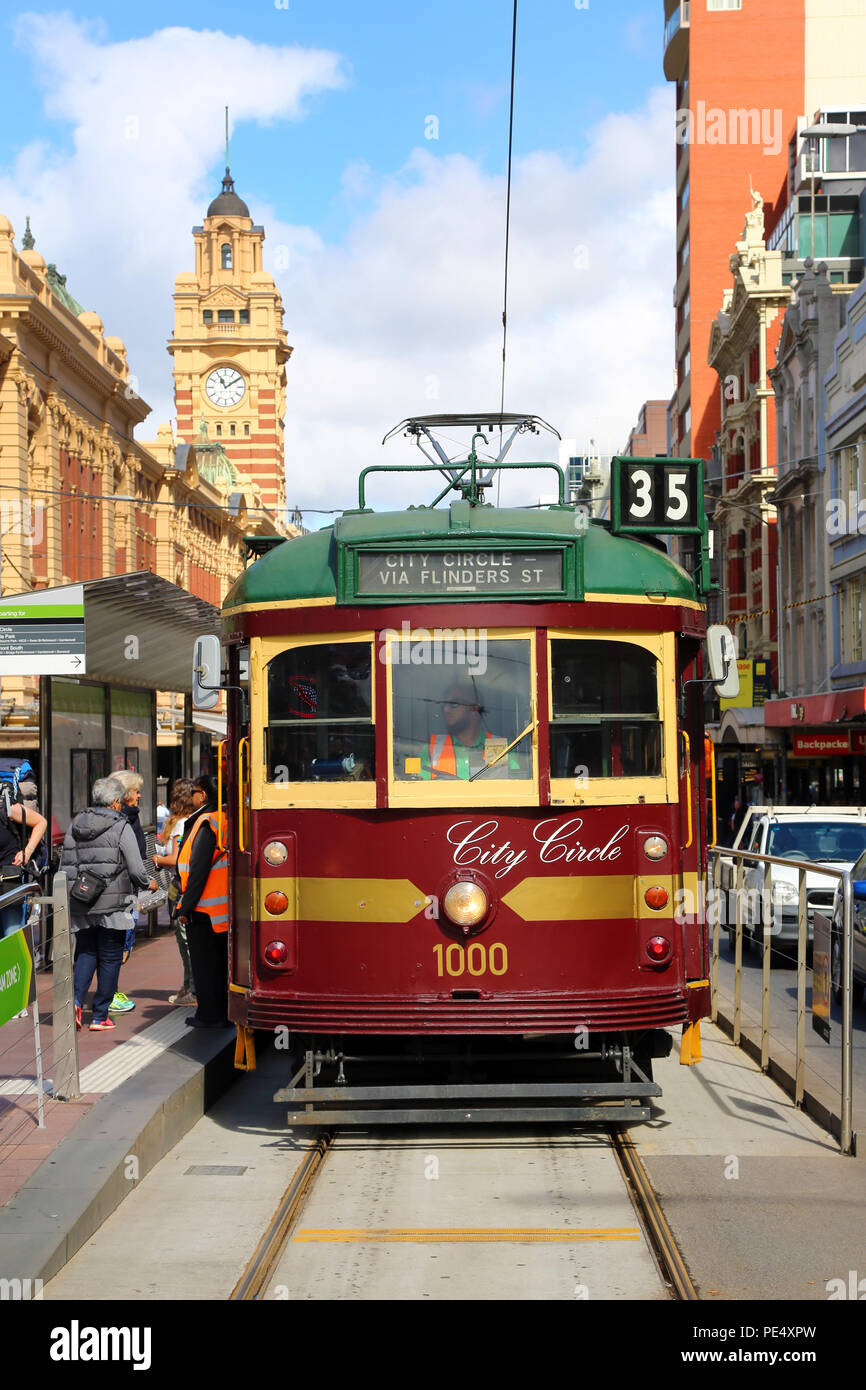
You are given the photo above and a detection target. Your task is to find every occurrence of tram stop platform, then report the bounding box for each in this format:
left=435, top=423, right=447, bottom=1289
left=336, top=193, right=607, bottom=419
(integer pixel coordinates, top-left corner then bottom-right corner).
left=0, top=936, right=865, bottom=1298
left=0, top=930, right=237, bottom=1285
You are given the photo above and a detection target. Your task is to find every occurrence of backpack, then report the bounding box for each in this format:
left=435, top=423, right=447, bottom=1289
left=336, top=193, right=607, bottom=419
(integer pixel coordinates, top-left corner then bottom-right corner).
left=0, top=759, right=44, bottom=871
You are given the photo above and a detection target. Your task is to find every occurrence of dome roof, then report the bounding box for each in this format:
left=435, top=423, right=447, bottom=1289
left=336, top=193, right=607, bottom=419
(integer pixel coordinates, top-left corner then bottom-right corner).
left=207, top=168, right=249, bottom=219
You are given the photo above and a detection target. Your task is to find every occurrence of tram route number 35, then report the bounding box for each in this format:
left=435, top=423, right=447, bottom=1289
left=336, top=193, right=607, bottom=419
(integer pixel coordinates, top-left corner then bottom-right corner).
left=433, top=942, right=508, bottom=977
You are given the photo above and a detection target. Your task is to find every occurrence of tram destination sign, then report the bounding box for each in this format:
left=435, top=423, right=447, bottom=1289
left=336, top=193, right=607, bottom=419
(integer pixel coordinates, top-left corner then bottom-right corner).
left=356, top=548, right=565, bottom=598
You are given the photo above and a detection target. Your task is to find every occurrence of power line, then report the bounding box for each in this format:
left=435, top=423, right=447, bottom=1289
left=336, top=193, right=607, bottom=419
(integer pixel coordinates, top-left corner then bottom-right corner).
left=497, top=0, right=518, bottom=509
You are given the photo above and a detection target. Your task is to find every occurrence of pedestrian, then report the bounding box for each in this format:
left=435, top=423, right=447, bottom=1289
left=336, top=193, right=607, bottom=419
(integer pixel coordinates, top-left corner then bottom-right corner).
left=154, top=778, right=197, bottom=1007
left=175, top=775, right=230, bottom=1029
left=61, top=776, right=157, bottom=1032
left=110, top=770, right=148, bottom=1015
left=0, top=789, right=47, bottom=939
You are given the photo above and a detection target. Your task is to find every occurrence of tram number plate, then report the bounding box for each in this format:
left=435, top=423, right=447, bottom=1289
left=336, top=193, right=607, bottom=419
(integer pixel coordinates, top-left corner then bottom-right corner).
left=614, top=459, right=701, bottom=533
left=433, top=942, right=508, bottom=977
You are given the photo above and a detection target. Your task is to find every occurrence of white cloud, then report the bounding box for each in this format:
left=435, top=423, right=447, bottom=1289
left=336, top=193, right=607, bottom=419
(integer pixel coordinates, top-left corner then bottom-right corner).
left=1, top=17, right=675, bottom=518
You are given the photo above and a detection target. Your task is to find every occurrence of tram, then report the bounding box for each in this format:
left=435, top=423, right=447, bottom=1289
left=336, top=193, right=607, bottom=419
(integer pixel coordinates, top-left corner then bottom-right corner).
left=194, top=414, right=737, bottom=1123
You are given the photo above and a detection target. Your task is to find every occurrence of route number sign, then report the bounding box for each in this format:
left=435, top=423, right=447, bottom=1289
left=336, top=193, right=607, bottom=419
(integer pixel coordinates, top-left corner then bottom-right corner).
left=610, top=457, right=704, bottom=536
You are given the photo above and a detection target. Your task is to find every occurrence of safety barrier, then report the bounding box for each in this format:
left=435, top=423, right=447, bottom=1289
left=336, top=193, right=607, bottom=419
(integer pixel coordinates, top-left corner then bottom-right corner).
left=707, top=846, right=854, bottom=1155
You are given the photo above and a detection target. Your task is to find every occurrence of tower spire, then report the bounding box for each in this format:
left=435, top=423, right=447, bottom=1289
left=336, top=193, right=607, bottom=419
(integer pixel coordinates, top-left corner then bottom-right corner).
left=22, top=216, right=35, bottom=250
left=225, top=105, right=230, bottom=174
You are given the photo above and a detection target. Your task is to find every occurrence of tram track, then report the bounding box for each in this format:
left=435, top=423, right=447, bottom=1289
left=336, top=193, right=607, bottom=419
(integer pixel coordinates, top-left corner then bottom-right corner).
left=230, top=1120, right=696, bottom=1302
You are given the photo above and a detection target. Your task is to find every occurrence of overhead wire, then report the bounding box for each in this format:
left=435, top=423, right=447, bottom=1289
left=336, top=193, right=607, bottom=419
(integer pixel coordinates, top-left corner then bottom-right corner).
left=497, top=0, right=519, bottom=508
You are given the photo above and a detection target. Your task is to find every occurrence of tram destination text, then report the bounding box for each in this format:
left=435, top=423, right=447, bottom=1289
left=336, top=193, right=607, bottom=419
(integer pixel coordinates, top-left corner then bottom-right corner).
left=357, top=549, right=563, bottom=596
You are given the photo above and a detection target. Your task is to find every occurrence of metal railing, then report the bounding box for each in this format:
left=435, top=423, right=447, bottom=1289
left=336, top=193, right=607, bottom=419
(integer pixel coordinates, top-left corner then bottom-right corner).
left=708, top=846, right=854, bottom=1154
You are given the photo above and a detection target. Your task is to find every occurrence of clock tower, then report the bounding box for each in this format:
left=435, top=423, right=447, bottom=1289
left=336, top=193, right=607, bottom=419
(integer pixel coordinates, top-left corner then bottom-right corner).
left=169, top=167, right=291, bottom=518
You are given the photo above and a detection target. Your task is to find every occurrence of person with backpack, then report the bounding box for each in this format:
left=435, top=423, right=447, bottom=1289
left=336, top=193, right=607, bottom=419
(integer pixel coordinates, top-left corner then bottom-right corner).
left=0, top=773, right=47, bottom=939
left=60, top=776, right=158, bottom=1032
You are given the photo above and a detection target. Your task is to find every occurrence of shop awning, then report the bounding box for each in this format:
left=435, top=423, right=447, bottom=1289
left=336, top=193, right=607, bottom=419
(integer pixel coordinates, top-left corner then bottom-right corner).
left=716, top=707, right=782, bottom=747
left=763, top=687, right=866, bottom=727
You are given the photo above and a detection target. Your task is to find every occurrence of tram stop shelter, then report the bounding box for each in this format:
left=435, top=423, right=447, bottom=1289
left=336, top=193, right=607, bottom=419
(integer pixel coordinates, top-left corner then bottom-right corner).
left=0, top=572, right=221, bottom=850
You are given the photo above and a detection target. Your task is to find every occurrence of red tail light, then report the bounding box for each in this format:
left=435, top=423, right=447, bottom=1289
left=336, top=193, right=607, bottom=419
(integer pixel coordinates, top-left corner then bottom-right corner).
left=264, top=940, right=288, bottom=966
left=646, top=935, right=671, bottom=963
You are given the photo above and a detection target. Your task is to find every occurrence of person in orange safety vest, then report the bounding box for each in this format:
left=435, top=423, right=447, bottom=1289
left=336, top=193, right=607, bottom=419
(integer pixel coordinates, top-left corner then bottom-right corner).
left=176, top=776, right=230, bottom=1028
left=419, top=681, right=522, bottom=780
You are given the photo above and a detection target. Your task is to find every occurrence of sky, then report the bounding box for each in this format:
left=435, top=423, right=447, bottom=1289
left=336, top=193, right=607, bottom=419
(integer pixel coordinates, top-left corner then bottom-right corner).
left=0, top=1, right=676, bottom=518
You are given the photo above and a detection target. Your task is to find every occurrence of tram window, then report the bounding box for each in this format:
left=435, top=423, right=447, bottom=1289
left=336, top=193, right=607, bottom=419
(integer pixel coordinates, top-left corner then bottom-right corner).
left=265, top=642, right=374, bottom=783
left=549, top=640, right=662, bottom=778
left=391, top=636, right=533, bottom=781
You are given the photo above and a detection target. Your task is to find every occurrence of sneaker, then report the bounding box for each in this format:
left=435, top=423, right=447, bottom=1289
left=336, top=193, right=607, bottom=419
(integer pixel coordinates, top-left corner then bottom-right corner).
left=75, top=1004, right=82, bottom=1032
left=169, top=990, right=197, bottom=1006
left=13, top=1009, right=27, bottom=1020
left=108, top=992, right=135, bottom=1014
left=89, top=1017, right=116, bottom=1031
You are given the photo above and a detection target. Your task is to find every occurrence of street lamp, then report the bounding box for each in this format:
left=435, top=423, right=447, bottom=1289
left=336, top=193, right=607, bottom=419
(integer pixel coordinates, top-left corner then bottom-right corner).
left=799, top=122, right=866, bottom=261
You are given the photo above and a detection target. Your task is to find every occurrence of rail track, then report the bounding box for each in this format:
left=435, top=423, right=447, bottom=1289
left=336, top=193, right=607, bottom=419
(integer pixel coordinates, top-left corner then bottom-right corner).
left=230, top=1123, right=696, bottom=1302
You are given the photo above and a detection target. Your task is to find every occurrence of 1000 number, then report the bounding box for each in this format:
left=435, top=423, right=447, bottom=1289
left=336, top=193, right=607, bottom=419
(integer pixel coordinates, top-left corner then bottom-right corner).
left=432, top=942, right=508, bottom=978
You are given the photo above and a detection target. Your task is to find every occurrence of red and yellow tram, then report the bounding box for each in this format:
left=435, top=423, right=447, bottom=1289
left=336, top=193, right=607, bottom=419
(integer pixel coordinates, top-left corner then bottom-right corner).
left=197, top=417, right=735, bottom=1123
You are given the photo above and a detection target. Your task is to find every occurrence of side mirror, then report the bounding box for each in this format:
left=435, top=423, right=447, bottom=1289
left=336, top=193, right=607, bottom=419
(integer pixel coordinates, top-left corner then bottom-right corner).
left=192, top=634, right=222, bottom=710
left=707, top=624, right=739, bottom=700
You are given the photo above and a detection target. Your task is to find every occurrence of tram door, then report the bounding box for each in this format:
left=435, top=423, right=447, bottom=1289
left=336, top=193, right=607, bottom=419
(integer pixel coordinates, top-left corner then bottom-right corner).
left=229, top=644, right=254, bottom=991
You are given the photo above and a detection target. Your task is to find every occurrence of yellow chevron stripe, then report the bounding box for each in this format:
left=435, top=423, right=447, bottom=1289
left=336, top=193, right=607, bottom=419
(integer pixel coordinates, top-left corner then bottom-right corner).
left=255, top=876, right=431, bottom=924
left=293, top=1226, right=642, bottom=1244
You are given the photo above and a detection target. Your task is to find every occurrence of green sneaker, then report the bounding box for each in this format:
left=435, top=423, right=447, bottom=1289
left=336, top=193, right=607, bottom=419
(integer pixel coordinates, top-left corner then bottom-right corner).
left=108, top=992, right=135, bottom=1014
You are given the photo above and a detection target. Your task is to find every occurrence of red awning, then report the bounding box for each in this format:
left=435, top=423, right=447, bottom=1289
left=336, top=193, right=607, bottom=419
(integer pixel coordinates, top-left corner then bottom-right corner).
left=763, top=687, right=866, bottom=727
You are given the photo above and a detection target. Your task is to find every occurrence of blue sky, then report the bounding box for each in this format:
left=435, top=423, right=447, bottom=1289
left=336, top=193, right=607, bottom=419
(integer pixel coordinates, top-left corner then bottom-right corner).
left=0, top=2, right=676, bottom=512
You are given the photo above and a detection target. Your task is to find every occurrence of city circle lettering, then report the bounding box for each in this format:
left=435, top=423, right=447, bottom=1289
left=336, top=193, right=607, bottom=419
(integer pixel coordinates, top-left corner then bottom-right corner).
left=358, top=550, right=563, bottom=594
left=445, top=817, right=628, bottom=879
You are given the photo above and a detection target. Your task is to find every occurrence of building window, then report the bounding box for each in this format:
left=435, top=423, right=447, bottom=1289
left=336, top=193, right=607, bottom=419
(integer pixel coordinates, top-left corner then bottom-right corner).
left=218, top=309, right=235, bottom=323
left=216, top=424, right=222, bottom=437
left=244, top=423, right=250, bottom=436
left=239, top=309, right=250, bottom=324
left=221, top=243, right=232, bottom=270
left=230, top=423, right=236, bottom=437
left=203, top=310, right=213, bottom=324
left=707, top=0, right=741, bottom=9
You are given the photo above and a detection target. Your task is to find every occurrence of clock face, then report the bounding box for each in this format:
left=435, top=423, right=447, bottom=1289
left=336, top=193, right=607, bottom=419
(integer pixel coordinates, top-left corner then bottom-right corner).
left=205, top=367, right=245, bottom=408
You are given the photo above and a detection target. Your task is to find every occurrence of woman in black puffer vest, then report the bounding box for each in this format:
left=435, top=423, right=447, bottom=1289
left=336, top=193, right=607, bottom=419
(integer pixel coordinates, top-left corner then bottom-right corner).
left=60, top=776, right=155, bottom=1031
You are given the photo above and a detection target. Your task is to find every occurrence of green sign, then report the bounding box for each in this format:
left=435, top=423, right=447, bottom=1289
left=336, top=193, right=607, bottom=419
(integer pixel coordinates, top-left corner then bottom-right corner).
left=0, top=925, right=35, bottom=1027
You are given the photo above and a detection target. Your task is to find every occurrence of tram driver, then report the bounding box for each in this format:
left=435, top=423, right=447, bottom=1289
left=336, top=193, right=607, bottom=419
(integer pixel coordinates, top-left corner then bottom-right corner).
left=417, top=681, right=522, bottom=780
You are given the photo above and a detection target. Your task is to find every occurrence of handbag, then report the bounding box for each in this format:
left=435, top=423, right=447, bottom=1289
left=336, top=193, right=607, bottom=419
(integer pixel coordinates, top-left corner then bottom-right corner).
left=69, top=866, right=108, bottom=907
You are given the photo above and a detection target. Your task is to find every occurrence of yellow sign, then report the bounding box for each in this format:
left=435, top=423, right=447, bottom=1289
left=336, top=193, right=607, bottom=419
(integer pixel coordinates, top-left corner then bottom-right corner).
left=719, top=659, right=753, bottom=711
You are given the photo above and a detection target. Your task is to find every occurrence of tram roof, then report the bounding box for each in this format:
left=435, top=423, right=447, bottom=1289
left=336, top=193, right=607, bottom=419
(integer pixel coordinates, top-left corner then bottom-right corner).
left=223, top=504, right=697, bottom=611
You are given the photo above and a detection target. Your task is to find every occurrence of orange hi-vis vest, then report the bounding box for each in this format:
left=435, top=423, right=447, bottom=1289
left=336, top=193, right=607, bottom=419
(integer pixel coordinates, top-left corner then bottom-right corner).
left=177, top=810, right=229, bottom=933
left=428, top=732, right=501, bottom=778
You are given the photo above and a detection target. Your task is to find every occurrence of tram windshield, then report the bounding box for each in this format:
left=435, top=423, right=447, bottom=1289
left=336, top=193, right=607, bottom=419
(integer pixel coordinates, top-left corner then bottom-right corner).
left=390, top=636, right=533, bottom=781
left=549, top=639, right=662, bottom=779
left=265, top=641, right=374, bottom=782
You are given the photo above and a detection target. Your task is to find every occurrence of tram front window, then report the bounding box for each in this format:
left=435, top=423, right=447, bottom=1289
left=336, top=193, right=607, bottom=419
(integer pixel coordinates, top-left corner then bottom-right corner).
left=391, top=636, right=533, bottom=781
left=265, top=641, right=374, bottom=782
left=549, top=639, right=662, bottom=779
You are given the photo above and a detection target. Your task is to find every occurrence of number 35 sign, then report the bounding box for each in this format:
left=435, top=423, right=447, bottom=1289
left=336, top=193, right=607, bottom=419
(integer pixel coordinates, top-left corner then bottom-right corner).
left=610, top=456, right=704, bottom=536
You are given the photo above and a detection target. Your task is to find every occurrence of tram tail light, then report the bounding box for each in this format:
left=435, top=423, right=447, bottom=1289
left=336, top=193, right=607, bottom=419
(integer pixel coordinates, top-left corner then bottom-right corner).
left=263, top=940, right=288, bottom=965
left=644, top=885, right=669, bottom=911
left=646, top=935, right=672, bottom=963
left=264, top=890, right=289, bottom=915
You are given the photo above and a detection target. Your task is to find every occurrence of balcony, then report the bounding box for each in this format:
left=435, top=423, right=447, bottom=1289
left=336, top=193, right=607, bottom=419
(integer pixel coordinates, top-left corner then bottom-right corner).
left=664, top=1, right=690, bottom=81
left=202, top=322, right=242, bottom=335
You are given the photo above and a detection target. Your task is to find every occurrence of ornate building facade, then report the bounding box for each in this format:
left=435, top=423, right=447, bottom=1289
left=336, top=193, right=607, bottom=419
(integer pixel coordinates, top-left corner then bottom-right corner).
left=169, top=170, right=291, bottom=519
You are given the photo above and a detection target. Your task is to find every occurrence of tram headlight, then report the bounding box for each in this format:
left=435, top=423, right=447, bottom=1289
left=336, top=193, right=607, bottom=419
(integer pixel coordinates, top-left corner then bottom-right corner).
left=643, top=835, right=668, bottom=861
left=442, top=881, right=488, bottom=928
left=263, top=841, right=288, bottom=866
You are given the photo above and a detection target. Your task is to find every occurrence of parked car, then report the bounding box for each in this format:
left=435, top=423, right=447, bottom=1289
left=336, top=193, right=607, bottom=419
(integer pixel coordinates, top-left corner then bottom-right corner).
left=830, top=852, right=866, bottom=1006
left=715, top=807, right=866, bottom=952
